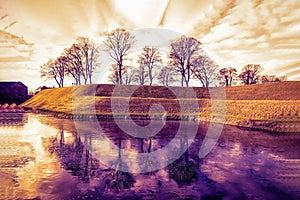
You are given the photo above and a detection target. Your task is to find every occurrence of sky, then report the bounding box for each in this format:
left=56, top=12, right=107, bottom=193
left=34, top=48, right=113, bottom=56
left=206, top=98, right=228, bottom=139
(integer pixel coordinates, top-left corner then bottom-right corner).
left=0, top=0, right=299, bottom=90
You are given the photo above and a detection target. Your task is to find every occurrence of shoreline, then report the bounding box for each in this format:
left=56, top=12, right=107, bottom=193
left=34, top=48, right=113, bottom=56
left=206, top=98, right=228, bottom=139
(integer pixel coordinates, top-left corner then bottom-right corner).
left=20, top=82, right=300, bottom=134
left=19, top=107, right=300, bottom=134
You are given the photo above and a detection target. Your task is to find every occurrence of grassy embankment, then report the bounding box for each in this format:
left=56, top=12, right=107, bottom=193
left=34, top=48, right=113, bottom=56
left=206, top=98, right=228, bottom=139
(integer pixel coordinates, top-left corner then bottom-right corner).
left=22, top=82, right=300, bottom=133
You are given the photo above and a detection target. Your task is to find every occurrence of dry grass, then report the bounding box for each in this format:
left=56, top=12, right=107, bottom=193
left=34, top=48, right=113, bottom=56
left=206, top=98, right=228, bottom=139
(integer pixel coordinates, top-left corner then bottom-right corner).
left=93, top=81, right=300, bottom=100
left=199, top=99, right=300, bottom=121
left=22, top=82, right=300, bottom=126
left=22, top=86, right=74, bottom=114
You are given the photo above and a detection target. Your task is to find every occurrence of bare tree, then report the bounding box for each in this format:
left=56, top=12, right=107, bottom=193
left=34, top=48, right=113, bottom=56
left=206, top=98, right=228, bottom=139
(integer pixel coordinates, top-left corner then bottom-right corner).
left=239, top=64, right=263, bottom=85
left=40, top=36, right=99, bottom=87
left=77, top=37, right=99, bottom=84
left=104, top=28, right=135, bottom=84
left=169, top=36, right=201, bottom=87
left=55, top=56, right=67, bottom=87
left=135, top=64, right=148, bottom=85
left=41, top=59, right=58, bottom=87
left=40, top=57, right=66, bottom=88
left=137, top=47, right=162, bottom=86
left=64, top=44, right=83, bottom=85
left=63, top=37, right=99, bottom=85
left=123, top=66, right=136, bottom=85
left=191, top=55, right=219, bottom=87
left=157, top=66, right=177, bottom=86
left=219, top=67, right=238, bottom=86
left=260, top=74, right=286, bottom=83
left=108, top=63, right=121, bottom=85
left=108, top=63, right=135, bottom=85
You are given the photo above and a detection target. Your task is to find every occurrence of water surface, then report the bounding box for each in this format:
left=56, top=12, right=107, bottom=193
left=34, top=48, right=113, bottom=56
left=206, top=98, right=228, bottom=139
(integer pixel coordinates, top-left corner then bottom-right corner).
left=0, top=113, right=299, bottom=199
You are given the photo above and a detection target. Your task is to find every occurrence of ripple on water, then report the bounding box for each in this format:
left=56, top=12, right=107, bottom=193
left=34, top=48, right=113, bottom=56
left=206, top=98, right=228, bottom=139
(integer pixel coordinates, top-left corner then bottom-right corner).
left=0, top=113, right=299, bottom=199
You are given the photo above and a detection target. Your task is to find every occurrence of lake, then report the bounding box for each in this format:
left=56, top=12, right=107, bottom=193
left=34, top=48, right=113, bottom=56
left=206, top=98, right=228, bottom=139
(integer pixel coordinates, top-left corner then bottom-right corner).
left=0, top=113, right=299, bottom=200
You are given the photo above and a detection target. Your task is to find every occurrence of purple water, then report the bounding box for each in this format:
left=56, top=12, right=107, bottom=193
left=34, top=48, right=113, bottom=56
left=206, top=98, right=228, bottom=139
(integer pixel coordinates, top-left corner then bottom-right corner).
left=0, top=113, right=299, bottom=199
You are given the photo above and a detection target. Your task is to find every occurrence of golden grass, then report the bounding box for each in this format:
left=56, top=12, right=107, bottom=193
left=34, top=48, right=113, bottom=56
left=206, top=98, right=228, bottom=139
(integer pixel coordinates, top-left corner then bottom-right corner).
left=199, top=99, right=300, bottom=121
left=22, top=86, right=74, bottom=114
left=22, top=82, right=300, bottom=124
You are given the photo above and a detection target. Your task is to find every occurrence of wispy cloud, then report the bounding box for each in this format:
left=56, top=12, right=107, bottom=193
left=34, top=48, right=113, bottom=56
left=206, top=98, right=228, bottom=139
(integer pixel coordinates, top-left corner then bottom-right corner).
left=190, top=0, right=236, bottom=38
left=0, top=29, right=33, bottom=62
left=0, top=0, right=299, bottom=89
left=187, top=0, right=300, bottom=77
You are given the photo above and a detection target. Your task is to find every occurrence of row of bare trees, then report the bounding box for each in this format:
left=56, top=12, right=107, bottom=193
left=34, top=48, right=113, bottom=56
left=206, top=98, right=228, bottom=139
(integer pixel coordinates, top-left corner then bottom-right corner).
left=107, top=45, right=177, bottom=86
left=168, top=36, right=220, bottom=87
left=219, top=64, right=285, bottom=86
left=105, top=29, right=219, bottom=87
left=104, top=29, right=169, bottom=86
left=40, top=28, right=285, bottom=88
left=41, top=37, right=99, bottom=87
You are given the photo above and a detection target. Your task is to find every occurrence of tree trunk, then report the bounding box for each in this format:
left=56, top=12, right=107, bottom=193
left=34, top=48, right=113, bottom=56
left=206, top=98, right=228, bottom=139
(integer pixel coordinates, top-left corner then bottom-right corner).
left=59, top=129, right=64, bottom=148
left=185, top=76, right=189, bottom=87
left=119, top=63, right=123, bottom=84
left=149, top=73, right=153, bottom=86
left=148, top=138, right=152, bottom=153
left=140, top=138, right=144, bottom=153
left=54, top=76, right=60, bottom=88
left=225, top=77, right=229, bottom=87
left=165, top=73, right=169, bottom=86
left=186, top=65, right=190, bottom=87
left=148, top=64, right=153, bottom=86
left=89, top=74, right=92, bottom=84
left=89, top=47, right=94, bottom=84
left=246, top=72, right=250, bottom=85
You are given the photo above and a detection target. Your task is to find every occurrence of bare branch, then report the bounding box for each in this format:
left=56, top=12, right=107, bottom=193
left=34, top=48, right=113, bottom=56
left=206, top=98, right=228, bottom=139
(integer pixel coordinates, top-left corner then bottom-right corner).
left=104, top=28, right=135, bottom=84
left=169, top=36, right=202, bottom=86
left=239, top=64, right=263, bottom=85
left=137, top=46, right=162, bottom=86
left=191, top=55, right=219, bottom=87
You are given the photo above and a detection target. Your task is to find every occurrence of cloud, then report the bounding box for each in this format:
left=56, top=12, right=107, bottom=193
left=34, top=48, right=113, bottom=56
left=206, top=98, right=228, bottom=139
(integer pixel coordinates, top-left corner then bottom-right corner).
left=190, top=0, right=236, bottom=37
left=0, top=0, right=299, bottom=88
left=0, top=29, right=33, bottom=63
left=0, top=14, right=9, bottom=21
left=186, top=0, right=300, bottom=77
left=156, top=0, right=213, bottom=34
left=0, top=56, right=31, bottom=62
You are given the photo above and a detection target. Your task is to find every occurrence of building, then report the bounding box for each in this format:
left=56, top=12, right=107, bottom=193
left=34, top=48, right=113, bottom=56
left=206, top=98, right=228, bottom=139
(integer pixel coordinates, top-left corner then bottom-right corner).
left=0, top=81, right=28, bottom=104
left=34, top=85, right=52, bottom=94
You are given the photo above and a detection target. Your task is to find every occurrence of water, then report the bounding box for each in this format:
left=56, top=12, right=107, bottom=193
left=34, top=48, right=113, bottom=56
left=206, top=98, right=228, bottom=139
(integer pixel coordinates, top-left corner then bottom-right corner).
left=0, top=113, right=299, bottom=200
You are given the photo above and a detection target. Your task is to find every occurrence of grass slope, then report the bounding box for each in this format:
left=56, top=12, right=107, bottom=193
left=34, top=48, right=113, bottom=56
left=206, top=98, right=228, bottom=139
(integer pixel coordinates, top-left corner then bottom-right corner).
left=22, top=82, right=300, bottom=132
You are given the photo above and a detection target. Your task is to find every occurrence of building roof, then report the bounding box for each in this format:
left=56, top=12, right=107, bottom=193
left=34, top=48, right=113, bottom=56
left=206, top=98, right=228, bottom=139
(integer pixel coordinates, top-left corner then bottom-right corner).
left=0, top=81, right=27, bottom=88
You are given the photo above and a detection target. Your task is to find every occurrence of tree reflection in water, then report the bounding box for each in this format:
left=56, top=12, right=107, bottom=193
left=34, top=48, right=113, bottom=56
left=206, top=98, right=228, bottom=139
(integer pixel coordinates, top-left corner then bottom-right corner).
left=102, top=138, right=135, bottom=192
left=46, top=129, right=135, bottom=192
left=47, top=129, right=99, bottom=182
left=168, top=136, right=197, bottom=186
left=43, top=121, right=223, bottom=199
left=139, top=137, right=159, bottom=175
left=3, top=113, right=295, bottom=199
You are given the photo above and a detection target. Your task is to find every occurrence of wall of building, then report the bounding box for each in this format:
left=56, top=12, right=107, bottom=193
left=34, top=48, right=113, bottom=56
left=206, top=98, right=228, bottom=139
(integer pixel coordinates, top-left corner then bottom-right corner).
left=0, top=82, right=28, bottom=104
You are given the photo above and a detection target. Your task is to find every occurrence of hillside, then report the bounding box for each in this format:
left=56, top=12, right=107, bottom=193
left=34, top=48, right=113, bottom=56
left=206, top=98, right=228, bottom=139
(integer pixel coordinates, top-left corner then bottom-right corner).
left=22, top=82, right=300, bottom=133
left=94, top=81, right=300, bottom=100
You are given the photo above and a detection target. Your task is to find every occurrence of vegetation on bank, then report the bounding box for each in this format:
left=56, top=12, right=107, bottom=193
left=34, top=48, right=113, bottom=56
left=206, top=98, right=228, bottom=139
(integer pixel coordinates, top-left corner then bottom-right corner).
left=22, top=82, right=300, bottom=133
